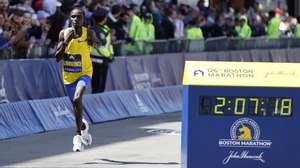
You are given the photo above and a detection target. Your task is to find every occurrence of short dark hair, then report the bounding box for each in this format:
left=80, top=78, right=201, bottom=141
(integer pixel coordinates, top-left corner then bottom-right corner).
left=70, top=7, right=85, bottom=17
left=269, top=11, right=275, bottom=18
left=92, top=8, right=108, bottom=23
left=111, top=5, right=122, bottom=15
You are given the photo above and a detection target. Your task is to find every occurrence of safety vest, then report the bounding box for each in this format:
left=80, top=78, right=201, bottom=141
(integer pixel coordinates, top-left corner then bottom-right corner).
left=129, top=15, right=143, bottom=40
left=186, top=27, right=203, bottom=39
left=238, top=24, right=252, bottom=38
left=141, top=22, right=155, bottom=41
left=294, top=24, right=300, bottom=38
left=267, top=17, right=280, bottom=38
left=90, top=24, right=114, bottom=59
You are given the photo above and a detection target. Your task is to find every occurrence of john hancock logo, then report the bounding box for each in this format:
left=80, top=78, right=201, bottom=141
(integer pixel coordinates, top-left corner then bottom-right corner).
left=193, top=69, right=205, bottom=77
left=219, top=118, right=272, bottom=164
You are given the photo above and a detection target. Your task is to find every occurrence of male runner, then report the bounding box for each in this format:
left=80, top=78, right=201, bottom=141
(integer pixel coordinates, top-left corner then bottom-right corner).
left=55, top=7, right=99, bottom=152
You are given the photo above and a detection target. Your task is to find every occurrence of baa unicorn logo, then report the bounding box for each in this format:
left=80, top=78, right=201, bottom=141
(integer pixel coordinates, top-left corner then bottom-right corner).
left=238, top=124, right=252, bottom=140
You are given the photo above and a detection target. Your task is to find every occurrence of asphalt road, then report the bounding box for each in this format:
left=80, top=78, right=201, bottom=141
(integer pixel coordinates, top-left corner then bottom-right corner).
left=0, top=112, right=181, bottom=168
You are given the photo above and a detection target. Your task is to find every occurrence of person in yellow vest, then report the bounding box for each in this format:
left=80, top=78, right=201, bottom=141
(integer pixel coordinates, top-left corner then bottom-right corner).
left=141, top=12, right=155, bottom=54
left=90, top=8, right=114, bottom=93
left=185, top=20, right=203, bottom=52
left=186, top=21, right=203, bottom=39
left=236, top=16, right=251, bottom=38
left=55, top=8, right=100, bottom=152
left=124, top=4, right=144, bottom=55
left=266, top=10, right=281, bottom=38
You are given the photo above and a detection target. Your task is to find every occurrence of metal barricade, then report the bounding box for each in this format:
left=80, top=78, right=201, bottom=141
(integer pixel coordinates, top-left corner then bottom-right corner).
left=2, top=37, right=300, bottom=58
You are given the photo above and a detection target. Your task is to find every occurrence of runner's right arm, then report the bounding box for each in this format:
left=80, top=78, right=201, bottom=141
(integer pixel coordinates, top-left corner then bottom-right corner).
left=55, top=29, right=75, bottom=62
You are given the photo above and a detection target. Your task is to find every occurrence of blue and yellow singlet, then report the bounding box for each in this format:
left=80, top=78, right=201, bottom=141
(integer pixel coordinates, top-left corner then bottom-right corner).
left=63, top=27, right=93, bottom=84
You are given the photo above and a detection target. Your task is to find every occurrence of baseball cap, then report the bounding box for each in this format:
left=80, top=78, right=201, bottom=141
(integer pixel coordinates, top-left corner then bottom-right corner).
left=36, top=10, right=50, bottom=20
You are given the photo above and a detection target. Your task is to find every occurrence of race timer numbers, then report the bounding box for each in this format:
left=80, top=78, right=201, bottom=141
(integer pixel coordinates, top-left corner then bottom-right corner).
left=200, top=96, right=292, bottom=117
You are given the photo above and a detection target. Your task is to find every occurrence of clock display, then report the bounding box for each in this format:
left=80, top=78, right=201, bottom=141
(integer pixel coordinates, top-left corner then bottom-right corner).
left=200, top=96, right=292, bottom=117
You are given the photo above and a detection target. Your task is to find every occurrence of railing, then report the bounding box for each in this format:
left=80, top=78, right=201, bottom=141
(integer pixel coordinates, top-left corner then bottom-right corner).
left=112, top=37, right=300, bottom=56
left=2, top=37, right=300, bottom=59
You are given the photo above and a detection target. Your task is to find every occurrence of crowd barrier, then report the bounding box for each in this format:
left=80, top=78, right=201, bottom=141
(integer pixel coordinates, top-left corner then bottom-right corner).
left=1, top=47, right=300, bottom=139
left=1, top=48, right=300, bottom=103
left=118, top=37, right=300, bottom=55
left=0, top=59, right=65, bottom=102
left=2, top=37, right=300, bottom=59
left=0, top=85, right=182, bottom=140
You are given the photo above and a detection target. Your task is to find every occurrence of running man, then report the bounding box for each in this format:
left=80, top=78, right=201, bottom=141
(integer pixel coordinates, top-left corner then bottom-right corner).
left=55, top=8, right=100, bottom=152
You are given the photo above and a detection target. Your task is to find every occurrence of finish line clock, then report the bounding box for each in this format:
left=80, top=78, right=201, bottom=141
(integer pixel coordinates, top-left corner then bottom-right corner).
left=181, top=61, right=300, bottom=168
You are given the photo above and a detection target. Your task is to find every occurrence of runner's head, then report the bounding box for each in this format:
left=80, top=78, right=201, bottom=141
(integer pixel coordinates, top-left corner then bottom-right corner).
left=70, top=8, right=84, bottom=28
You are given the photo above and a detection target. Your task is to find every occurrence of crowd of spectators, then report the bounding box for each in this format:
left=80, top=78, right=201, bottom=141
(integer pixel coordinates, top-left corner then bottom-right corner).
left=0, top=0, right=299, bottom=59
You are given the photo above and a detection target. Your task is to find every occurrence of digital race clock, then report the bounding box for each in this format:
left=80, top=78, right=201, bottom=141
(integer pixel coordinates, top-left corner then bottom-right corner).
left=181, top=61, right=300, bottom=168
left=200, top=96, right=292, bottom=117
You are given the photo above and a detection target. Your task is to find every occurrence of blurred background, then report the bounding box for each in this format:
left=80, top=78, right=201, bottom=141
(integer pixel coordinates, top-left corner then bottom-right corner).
left=1, top=0, right=300, bottom=58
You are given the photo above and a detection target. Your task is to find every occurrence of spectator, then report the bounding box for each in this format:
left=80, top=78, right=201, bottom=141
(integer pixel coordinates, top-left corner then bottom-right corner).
left=107, top=4, right=122, bottom=42
left=25, top=10, right=51, bottom=58
left=115, top=12, right=129, bottom=41
left=125, top=4, right=144, bottom=54
left=33, top=0, right=44, bottom=11
left=0, top=13, right=4, bottom=34
left=0, top=21, right=14, bottom=59
left=23, top=0, right=35, bottom=14
left=46, top=7, right=67, bottom=47
left=294, top=17, right=300, bottom=38
left=279, top=16, right=291, bottom=37
left=174, top=8, right=184, bottom=39
left=127, top=4, right=143, bottom=41
left=186, top=20, right=203, bottom=39
left=235, top=16, right=251, bottom=38
left=197, top=0, right=209, bottom=17
left=35, top=10, right=50, bottom=44
left=43, top=0, right=61, bottom=15
left=222, top=14, right=235, bottom=37
left=10, top=11, right=35, bottom=58
left=251, top=14, right=265, bottom=36
left=0, top=21, right=12, bottom=47
left=141, top=12, right=155, bottom=54
left=0, top=0, right=8, bottom=19
left=90, top=8, right=114, bottom=93
left=160, top=7, right=176, bottom=39
left=266, top=10, right=280, bottom=38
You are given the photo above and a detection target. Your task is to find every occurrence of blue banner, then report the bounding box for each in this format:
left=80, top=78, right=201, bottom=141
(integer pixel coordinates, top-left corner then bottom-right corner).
left=29, top=97, right=91, bottom=131
left=126, top=55, right=164, bottom=89
left=157, top=54, right=185, bottom=86
left=3, top=59, right=65, bottom=102
left=0, top=101, right=44, bottom=139
left=117, top=89, right=163, bottom=116
left=83, top=92, right=130, bottom=123
left=105, top=57, right=131, bottom=91
left=151, top=86, right=182, bottom=113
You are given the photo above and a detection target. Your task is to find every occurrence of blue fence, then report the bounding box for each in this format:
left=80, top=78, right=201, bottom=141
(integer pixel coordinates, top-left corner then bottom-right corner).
left=1, top=47, right=300, bottom=103
left=1, top=47, right=300, bottom=139
left=0, top=86, right=182, bottom=140
left=2, top=37, right=300, bottom=58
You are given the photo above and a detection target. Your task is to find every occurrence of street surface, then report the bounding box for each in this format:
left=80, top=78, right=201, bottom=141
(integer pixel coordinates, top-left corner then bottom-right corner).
left=0, top=112, right=181, bottom=168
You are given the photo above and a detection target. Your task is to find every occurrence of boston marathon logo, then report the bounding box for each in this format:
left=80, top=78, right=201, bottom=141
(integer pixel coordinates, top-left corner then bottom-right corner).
left=193, top=69, right=205, bottom=77
left=219, top=118, right=271, bottom=164
left=219, top=118, right=272, bottom=148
